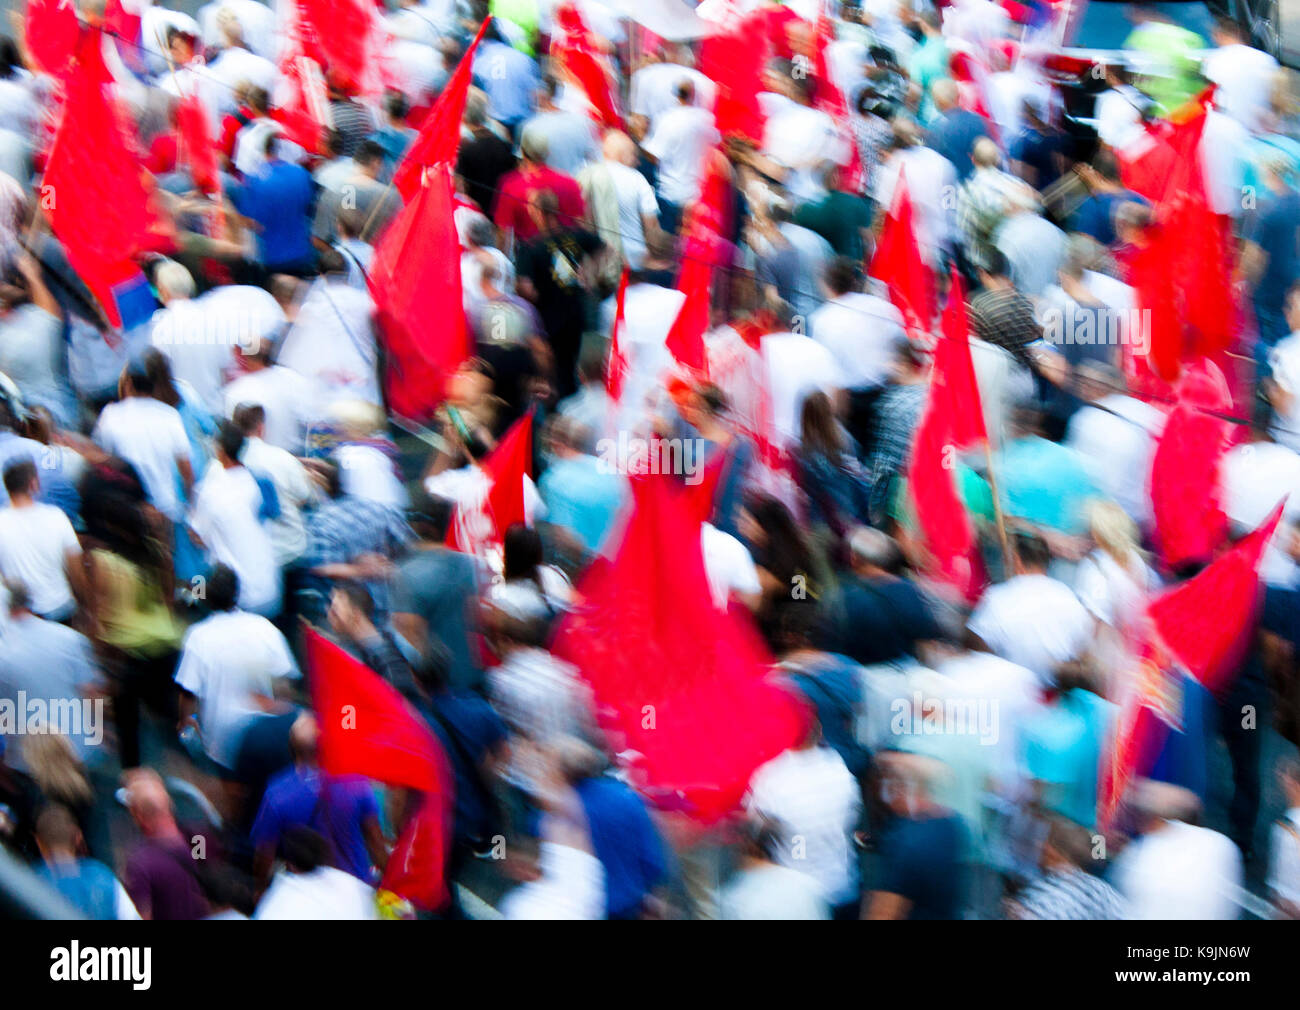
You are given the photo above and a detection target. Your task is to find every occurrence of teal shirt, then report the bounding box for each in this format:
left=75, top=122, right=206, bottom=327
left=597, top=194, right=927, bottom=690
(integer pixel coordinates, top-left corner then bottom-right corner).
left=995, top=435, right=1100, bottom=535
left=1021, top=688, right=1115, bottom=828
left=539, top=455, right=627, bottom=553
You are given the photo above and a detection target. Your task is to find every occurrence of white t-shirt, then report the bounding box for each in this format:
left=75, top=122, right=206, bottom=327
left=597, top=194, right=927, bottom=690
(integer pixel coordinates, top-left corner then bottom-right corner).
left=759, top=331, right=841, bottom=447
left=1112, top=819, right=1244, bottom=920
left=254, top=866, right=379, bottom=920
left=93, top=397, right=192, bottom=521
left=335, top=443, right=408, bottom=510
left=604, top=160, right=659, bottom=269
left=242, top=436, right=313, bottom=565
left=1269, top=332, right=1300, bottom=453
left=207, top=47, right=279, bottom=120
left=630, top=63, right=716, bottom=129
left=967, top=573, right=1093, bottom=686
left=0, top=503, right=79, bottom=617
left=745, top=745, right=863, bottom=906
left=276, top=280, right=383, bottom=419
left=701, top=522, right=761, bottom=611
left=189, top=464, right=281, bottom=616
left=720, top=863, right=831, bottom=920
left=760, top=94, right=848, bottom=206
left=174, top=608, right=296, bottom=768
left=1065, top=394, right=1164, bottom=526
left=642, top=104, right=721, bottom=207
left=1072, top=548, right=1157, bottom=628
left=1203, top=43, right=1279, bottom=134
left=1221, top=440, right=1300, bottom=587
left=810, top=292, right=906, bottom=391
left=874, top=146, right=958, bottom=266
left=222, top=365, right=315, bottom=454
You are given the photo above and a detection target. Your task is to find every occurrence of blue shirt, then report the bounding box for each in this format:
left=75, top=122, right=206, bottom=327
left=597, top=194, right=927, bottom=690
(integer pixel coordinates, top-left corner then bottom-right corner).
left=1250, top=189, right=1300, bottom=314
left=37, top=859, right=120, bottom=920
left=876, top=812, right=969, bottom=919
left=250, top=767, right=379, bottom=881
left=996, top=435, right=1099, bottom=535
left=231, top=160, right=316, bottom=270
left=473, top=40, right=542, bottom=128
left=538, top=455, right=626, bottom=552
left=1022, top=688, right=1115, bottom=827
left=925, top=108, right=988, bottom=181
left=576, top=776, right=668, bottom=918
left=422, top=691, right=509, bottom=845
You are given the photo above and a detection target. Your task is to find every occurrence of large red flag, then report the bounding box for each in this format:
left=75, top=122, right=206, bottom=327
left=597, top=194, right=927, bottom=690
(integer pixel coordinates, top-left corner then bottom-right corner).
left=41, top=30, right=166, bottom=328
left=305, top=628, right=453, bottom=910
left=869, top=173, right=935, bottom=345
left=607, top=267, right=629, bottom=403
left=1100, top=503, right=1281, bottom=825
left=24, top=0, right=79, bottom=78
left=368, top=162, right=468, bottom=420
left=274, top=53, right=332, bottom=155
left=293, top=0, right=375, bottom=97
left=905, top=386, right=984, bottom=602
left=446, top=409, right=534, bottom=557
left=551, top=475, right=807, bottom=823
left=1120, top=91, right=1237, bottom=382
left=931, top=269, right=987, bottom=451
left=697, top=6, right=768, bottom=145
left=1149, top=501, right=1283, bottom=692
left=176, top=91, right=220, bottom=195
left=663, top=250, right=711, bottom=374
left=392, top=18, right=491, bottom=202
left=550, top=3, right=622, bottom=130
left=1149, top=362, right=1232, bottom=571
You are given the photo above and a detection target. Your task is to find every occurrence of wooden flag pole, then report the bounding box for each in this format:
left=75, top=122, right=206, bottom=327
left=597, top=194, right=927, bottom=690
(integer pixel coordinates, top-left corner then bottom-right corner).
left=982, top=440, right=1016, bottom=578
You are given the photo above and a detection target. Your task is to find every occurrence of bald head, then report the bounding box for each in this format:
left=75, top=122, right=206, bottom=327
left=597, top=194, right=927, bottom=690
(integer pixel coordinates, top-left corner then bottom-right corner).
left=123, top=768, right=176, bottom=837
left=602, top=129, right=638, bottom=167
left=289, top=712, right=320, bottom=765
left=931, top=78, right=959, bottom=111
left=972, top=136, right=1000, bottom=169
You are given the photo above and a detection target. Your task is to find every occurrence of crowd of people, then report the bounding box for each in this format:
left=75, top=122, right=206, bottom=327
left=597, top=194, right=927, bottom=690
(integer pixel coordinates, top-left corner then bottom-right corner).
left=0, top=0, right=1299, bottom=920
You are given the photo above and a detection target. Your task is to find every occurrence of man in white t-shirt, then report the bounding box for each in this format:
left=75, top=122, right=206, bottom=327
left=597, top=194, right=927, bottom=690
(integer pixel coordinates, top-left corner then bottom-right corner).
left=1221, top=426, right=1300, bottom=588
left=175, top=563, right=297, bottom=771
left=810, top=256, right=906, bottom=403
left=93, top=362, right=195, bottom=522
left=231, top=403, right=314, bottom=567
left=189, top=422, right=281, bottom=617
left=1203, top=19, right=1279, bottom=135
left=967, top=531, right=1092, bottom=686
left=630, top=57, right=716, bottom=131
left=1112, top=780, right=1244, bottom=920
left=579, top=131, right=660, bottom=270
left=642, top=77, right=721, bottom=230
left=0, top=460, right=82, bottom=621
left=222, top=339, right=315, bottom=454
left=760, top=307, right=842, bottom=449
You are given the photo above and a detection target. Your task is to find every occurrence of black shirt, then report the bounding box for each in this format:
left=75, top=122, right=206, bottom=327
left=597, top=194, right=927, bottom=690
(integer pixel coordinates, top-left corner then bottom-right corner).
left=456, top=130, right=517, bottom=216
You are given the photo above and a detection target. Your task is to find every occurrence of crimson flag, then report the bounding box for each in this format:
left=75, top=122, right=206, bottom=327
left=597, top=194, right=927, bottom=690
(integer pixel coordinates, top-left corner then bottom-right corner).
left=24, top=0, right=79, bottom=78
left=697, top=8, right=768, bottom=144
left=931, top=268, right=987, bottom=451
left=393, top=18, right=491, bottom=202
left=1149, top=362, right=1232, bottom=571
left=607, top=267, right=629, bottom=403
left=446, top=409, right=534, bottom=556
left=664, top=250, right=711, bottom=374
left=550, top=3, right=622, bottom=129
left=176, top=91, right=220, bottom=195
left=293, top=0, right=375, bottom=97
left=551, top=475, right=808, bottom=823
left=369, top=162, right=469, bottom=420
left=42, top=30, right=166, bottom=328
left=305, top=628, right=453, bottom=910
left=869, top=173, right=935, bottom=344
left=274, top=53, right=331, bottom=155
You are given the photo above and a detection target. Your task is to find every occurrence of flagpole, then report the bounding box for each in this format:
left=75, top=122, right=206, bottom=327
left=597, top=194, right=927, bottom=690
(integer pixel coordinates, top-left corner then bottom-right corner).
left=982, top=441, right=1016, bottom=578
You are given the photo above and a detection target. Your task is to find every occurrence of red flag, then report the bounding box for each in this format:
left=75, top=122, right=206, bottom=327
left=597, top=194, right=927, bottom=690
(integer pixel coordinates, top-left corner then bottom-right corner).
left=664, top=250, right=711, bottom=374
left=446, top=409, right=535, bottom=556
left=176, top=91, right=220, bottom=195
left=392, top=18, right=491, bottom=202
left=607, top=267, right=629, bottom=403
left=24, top=0, right=79, bottom=78
left=1120, top=91, right=1237, bottom=381
left=305, top=628, right=453, bottom=910
left=931, top=268, right=987, bottom=451
left=698, top=8, right=769, bottom=145
left=869, top=173, right=935, bottom=344
left=274, top=53, right=331, bottom=155
left=41, top=30, right=165, bottom=328
left=551, top=475, right=807, bottom=822
left=1100, top=503, right=1280, bottom=824
left=1149, top=362, right=1232, bottom=571
left=369, top=163, right=469, bottom=420
left=1149, top=501, right=1282, bottom=692
left=550, top=3, right=622, bottom=130
left=293, top=0, right=374, bottom=97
